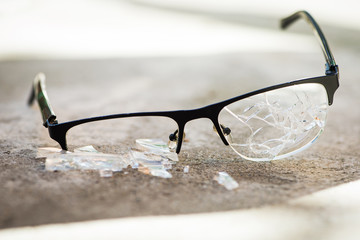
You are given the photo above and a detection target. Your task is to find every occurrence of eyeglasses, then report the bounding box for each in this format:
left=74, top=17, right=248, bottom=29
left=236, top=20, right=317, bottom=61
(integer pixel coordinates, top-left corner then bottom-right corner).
left=28, top=11, right=339, bottom=161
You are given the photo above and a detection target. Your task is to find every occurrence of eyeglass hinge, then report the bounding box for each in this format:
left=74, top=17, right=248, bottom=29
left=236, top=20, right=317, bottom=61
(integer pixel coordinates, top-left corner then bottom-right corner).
left=43, top=117, right=58, bottom=128
left=325, top=63, right=338, bottom=75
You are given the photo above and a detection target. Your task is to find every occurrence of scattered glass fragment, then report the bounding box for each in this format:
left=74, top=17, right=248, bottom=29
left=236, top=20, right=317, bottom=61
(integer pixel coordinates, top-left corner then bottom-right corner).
left=168, top=140, right=177, bottom=151
left=131, top=149, right=164, bottom=163
left=129, top=139, right=177, bottom=178
left=136, top=139, right=169, bottom=153
left=74, top=145, right=99, bottom=153
left=183, top=165, right=189, bottom=173
left=99, top=169, right=113, bottom=178
left=130, top=161, right=139, bottom=169
left=162, top=159, right=172, bottom=170
left=150, top=169, right=172, bottom=178
left=37, top=140, right=176, bottom=179
left=36, top=147, right=69, bottom=158
left=136, top=139, right=178, bottom=162
left=38, top=146, right=128, bottom=172
left=214, top=172, right=239, bottom=190
left=138, top=166, right=151, bottom=175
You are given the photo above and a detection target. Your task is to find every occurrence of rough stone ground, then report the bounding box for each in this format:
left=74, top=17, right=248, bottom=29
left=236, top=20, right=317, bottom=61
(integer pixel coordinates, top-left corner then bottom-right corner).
left=0, top=49, right=359, bottom=229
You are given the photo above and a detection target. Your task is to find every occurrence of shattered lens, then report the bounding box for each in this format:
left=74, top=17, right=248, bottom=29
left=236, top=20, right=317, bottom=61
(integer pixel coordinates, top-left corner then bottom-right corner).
left=218, top=83, right=328, bottom=161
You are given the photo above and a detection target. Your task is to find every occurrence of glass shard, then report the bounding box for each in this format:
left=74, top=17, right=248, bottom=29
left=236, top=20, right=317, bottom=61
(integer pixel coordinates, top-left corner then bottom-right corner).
left=168, top=140, right=177, bottom=151
left=162, top=159, right=172, bottom=170
left=136, top=139, right=178, bottom=162
left=130, top=139, right=176, bottom=178
left=99, top=169, right=113, bottom=178
left=150, top=169, right=172, bottom=178
left=136, top=139, right=170, bottom=153
left=214, top=172, right=239, bottom=190
left=39, top=146, right=128, bottom=172
left=37, top=139, right=176, bottom=179
left=36, top=147, right=69, bottom=158
left=74, top=145, right=99, bottom=153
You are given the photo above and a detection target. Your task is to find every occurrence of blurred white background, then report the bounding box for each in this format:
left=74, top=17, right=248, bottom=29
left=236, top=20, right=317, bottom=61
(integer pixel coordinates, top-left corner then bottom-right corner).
left=0, top=0, right=358, bottom=60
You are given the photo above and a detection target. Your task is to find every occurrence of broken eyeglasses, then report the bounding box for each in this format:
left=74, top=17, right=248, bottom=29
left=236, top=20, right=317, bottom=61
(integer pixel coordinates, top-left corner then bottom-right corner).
left=28, top=11, right=339, bottom=161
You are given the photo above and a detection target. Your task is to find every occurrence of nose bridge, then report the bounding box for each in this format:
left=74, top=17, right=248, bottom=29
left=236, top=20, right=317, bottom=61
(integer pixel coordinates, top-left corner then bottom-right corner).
left=188, top=105, right=220, bottom=122
left=172, top=105, right=228, bottom=153
left=169, top=105, right=217, bottom=125
left=188, top=106, right=230, bottom=146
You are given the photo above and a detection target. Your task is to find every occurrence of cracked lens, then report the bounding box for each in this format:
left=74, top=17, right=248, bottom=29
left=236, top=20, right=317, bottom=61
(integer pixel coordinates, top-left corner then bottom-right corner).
left=219, top=83, right=328, bottom=161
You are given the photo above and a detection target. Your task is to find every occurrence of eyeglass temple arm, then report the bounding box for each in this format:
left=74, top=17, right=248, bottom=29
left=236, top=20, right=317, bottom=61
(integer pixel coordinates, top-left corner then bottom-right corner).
left=28, top=73, right=58, bottom=127
left=281, top=10, right=337, bottom=75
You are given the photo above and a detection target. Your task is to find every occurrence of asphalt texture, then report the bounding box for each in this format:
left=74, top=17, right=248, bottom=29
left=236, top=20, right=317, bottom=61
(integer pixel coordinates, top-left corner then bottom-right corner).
left=0, top=51, right=359, bottom=229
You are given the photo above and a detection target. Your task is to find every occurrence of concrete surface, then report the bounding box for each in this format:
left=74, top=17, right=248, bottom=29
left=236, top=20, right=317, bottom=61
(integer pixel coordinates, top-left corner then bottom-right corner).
left=1, top=178, right=360, bottom=240
left=0, top=49, right=359, bottom=230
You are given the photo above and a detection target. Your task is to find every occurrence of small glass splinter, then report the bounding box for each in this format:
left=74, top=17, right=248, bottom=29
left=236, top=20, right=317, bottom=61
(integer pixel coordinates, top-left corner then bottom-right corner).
left=74, top=145, right=99, bottom=153
left=39, top=146, right=128, bottom=172
left=99, top=169, right=113, bottom=178
left=214, top=172, right=239, bottom=190
left=131, top=139, right=177, bottom=178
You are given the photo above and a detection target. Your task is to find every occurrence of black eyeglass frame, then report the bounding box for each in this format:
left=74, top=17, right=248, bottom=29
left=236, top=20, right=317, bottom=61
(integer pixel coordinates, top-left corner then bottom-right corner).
left=28, top=11, right=339, bottom=154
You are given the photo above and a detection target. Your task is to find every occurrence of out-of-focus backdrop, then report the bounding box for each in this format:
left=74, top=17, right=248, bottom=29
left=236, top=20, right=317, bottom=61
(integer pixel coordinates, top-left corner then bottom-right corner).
left=0, top=0, right=359, bottom=59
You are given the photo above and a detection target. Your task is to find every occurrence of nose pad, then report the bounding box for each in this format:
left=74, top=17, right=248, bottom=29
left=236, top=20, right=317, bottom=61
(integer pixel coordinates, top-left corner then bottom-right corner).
left=169, top=129, right=178, bottom=142
left=213, top=124, right=233, bottom=144
left=168, top=129, right=178, bottom=151
left=168, top=129, right=187, bottom=152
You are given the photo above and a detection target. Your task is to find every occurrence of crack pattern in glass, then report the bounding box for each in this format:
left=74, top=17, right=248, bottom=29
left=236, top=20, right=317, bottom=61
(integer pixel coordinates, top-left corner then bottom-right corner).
left=219, top=83, right=328, bottom=161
